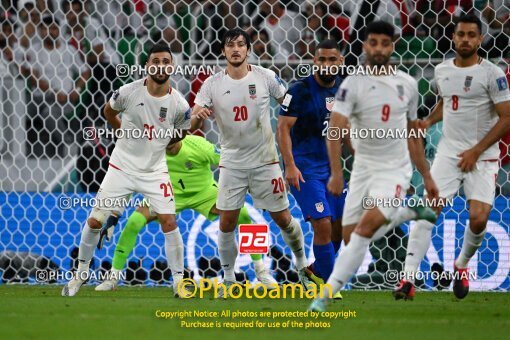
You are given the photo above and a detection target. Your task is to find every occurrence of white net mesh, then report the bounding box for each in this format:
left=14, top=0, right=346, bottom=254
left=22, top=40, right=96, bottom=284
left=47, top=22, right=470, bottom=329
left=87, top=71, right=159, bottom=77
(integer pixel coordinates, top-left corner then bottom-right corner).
left=0, top=0, right=509, bottom=290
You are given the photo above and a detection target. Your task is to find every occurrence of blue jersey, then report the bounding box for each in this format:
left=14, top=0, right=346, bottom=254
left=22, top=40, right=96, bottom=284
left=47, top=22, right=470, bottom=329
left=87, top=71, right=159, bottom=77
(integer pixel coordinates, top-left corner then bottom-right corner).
left=279, top=75, right=343, bottom=180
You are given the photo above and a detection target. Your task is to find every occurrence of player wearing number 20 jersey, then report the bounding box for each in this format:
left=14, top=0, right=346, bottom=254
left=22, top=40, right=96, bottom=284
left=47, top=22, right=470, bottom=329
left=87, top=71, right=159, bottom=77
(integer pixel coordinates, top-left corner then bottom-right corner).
left=195, top=64, right=289, bottom=211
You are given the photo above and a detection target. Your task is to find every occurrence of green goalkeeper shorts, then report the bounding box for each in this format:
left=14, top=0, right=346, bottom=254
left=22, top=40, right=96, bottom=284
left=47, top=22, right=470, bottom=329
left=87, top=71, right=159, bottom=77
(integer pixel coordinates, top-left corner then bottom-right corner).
left=175, top=182, right=219, bottom=220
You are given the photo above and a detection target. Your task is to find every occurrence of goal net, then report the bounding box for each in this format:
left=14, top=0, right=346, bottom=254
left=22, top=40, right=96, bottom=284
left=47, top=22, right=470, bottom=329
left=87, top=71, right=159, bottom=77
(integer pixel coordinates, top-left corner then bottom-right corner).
left=0, top=0, right=509, bottom=291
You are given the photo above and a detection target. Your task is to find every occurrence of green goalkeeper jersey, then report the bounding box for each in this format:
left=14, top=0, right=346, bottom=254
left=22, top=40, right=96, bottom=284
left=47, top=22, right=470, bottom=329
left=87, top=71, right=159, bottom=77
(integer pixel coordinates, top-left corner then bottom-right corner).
left=166, top=135, right=220, bottom=199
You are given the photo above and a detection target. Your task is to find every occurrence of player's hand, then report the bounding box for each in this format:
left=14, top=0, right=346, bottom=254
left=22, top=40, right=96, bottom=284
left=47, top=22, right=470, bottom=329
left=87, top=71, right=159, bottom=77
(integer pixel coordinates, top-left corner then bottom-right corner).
left=416, top=119, right=431, bottom=133
left=457, top=147, right=482, bottom=172
left=423, top=175, right=439, bottom=201
left=285, top=164, right=305, bottom=191
left=327, top=174, right=344, bottom=197
left=193, top=106, right=212, bottom=120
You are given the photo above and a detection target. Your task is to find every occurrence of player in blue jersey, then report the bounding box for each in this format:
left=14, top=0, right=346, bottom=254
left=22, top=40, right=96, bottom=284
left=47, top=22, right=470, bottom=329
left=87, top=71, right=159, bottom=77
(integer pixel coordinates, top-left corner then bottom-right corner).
left=277, top=39, right=346, bottom=298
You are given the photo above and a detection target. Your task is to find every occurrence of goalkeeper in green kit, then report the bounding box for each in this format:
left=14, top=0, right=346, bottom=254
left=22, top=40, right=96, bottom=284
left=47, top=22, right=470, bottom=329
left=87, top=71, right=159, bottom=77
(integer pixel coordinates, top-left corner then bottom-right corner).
left=95, top=135, right=277, bottom=291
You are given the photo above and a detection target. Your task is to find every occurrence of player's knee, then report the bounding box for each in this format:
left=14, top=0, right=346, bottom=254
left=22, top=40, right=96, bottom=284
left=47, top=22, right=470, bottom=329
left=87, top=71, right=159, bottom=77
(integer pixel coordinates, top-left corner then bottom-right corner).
left=160, top=219, right=177, bottom=233
left=354, top=224, right=378, bottom=238
left=469, top=213, right=489, bottom=231
left=87, top=217, right=102, bottom=229
left=136, top=206, right=152, bottom=221
left=311, top=218, right=332, bottom=244
left=270, top=209, right=292, bottom=228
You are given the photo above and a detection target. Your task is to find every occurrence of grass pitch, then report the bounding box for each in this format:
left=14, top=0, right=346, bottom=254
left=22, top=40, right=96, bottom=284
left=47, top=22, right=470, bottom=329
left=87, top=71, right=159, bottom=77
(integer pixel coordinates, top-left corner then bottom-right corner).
left=0, top=285, right=509, bottom=340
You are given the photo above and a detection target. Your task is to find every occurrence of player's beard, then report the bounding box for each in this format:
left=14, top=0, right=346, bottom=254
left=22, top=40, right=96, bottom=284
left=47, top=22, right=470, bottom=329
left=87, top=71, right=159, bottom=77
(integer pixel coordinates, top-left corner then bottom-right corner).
left=317, top=73, right=336, bottom=84
left=150, top=73, right=170, bottom=85
left=367, top=53, right=390, bottom=67
left=227, top=54, right=247, bottom=68
left=456, top=45, right=478, bottom=59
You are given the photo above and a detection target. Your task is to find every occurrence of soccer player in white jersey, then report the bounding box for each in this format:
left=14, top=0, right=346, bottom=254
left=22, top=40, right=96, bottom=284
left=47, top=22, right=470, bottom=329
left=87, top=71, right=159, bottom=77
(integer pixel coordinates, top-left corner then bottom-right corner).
left=192, top=28, right=312, bottom=294
left=309, top=21, right=439, bottom=311
left=394, top=14, right=510, bottom=300
left=62, top=43, right=191, bottom=297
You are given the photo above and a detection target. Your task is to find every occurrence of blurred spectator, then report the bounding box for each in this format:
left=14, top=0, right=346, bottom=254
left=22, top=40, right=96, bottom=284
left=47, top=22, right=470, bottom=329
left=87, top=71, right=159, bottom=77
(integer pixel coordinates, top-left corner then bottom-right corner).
left=15, top=0, right=42, bottom=50
left=21, top=15, right=90, bottom=157
left=248, top=29, right=284, bottom=63
left=61, top=0, right=120, bottom=66
left=481, top=0, right=510, bottom=58
left=193, top=0, right=243, bottom=60
left=254, top=0, right=305, bottom=59
left=76, top=135, right=114, bottom=192
left=149, top=0, right=182, bottom=53
left=0, top=13, right=15, bottom=67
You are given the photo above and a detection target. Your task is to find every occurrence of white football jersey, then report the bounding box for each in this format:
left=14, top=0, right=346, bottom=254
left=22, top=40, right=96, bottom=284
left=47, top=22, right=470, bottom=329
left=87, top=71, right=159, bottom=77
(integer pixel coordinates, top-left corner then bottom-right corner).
left=435, top=58, right=510, bottom=161
left=332, top=70, right=419, bottom=168
left=108, top=79, right=191, bottom=175
left=194, top=65, right=286, bottom=169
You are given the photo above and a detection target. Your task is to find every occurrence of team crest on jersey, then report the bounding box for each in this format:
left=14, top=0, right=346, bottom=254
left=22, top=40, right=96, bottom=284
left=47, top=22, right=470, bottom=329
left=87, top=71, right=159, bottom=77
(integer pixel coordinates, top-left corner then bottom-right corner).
left=397, top=85, right=404, bottom=101
left=112, top=90, right=120, bottom=101
left=338, top=89, right=347, bottom=102
left=159, top=107, right=168, bottom=122
left=325, top=97, right=335, bottom=111
left=497, top=77, right=508, bottom=91
left=464, top=76, right=473, bottom=92
left=249, top=84, right=257, bottom=99
left=315, top=202, right=324, bottom=213
left=185, top=161, right=193, bottom=170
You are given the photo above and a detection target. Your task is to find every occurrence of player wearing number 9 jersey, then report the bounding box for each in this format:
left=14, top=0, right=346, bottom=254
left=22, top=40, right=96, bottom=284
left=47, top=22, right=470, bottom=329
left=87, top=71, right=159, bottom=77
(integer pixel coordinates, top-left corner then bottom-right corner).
left=309, top=21, right=438, bottom=312
left=192, top=28, right=312, bottom=295
left=397, top=14, right=510, bottom=301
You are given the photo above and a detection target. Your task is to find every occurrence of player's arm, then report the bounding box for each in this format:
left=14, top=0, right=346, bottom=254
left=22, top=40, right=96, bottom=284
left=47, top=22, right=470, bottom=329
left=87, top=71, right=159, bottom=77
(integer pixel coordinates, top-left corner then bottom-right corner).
left=277, top=115, right=305, bottom=190
left=458, top=100, right=510, bottom=172
left=104, top=102, right=121, bottom=130
left=326, top=112, right=347, bottom=196
left=421, top=98, right=444, bottom=129
left=407, top=120, right=439, bottom=199
left=168, top=130, right=187, bottom=146
left=190, top=104, right=212, bottom=130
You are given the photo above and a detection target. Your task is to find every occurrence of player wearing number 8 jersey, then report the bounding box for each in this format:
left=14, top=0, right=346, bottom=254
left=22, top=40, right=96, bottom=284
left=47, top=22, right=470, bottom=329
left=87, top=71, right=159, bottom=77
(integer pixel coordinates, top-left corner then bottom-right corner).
left=192, top=28, right=312, bottom=296
left=395, top=14, right=510, bottom=301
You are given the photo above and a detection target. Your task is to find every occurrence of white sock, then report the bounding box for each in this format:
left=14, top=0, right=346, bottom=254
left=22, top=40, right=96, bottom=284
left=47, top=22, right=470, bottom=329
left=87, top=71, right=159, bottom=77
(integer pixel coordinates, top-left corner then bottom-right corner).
left=388, top=207, right=417, bottom=229
left=325, top=233, right=371, bottom=295
left=253, top=258, right=265, bottom=272
left=218, top=230, right=238, bottom=282
left=164, top=228, right=184, bottom=284
left=455, top=227, right=486, bottom=268
left=404, top=220, right=434, bottom=283
left=77, top=223, right=100, bottom=278
left=281, top=218, right=307, bottom=270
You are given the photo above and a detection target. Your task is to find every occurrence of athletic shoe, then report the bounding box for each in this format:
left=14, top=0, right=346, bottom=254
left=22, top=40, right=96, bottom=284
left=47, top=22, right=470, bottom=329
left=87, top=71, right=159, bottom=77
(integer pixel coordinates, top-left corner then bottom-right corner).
left=95, top=279, right=118, bottom=291
left=408, top=194, right=437, bottom=223
left=61, top=277, right=84, bottom=297
left=298, top=268, right=316, bottom=291
left=215, top=280, right=240, bottom=299
left=453, top=264, right=469, bottom=299
left=308, top=298, right=330, bottom=312
left=392, top=279, right=415, bottom=300
left=255, top=267, right=279, bottom=290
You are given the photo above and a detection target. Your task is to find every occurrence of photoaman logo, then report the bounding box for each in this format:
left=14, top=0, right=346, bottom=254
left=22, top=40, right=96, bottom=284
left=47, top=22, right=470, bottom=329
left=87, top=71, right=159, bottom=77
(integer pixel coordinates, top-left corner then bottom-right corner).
left=176, top=278, right=333, bottom=299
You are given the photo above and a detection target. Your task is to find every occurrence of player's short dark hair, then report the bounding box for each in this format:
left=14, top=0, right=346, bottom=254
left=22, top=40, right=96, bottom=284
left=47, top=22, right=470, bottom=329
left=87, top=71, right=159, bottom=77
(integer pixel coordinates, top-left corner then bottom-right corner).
left=147, top=43, right=173, bottom=61
left=455, top=13, right=482, bottom=34
left=221, top=28, right=251, bottom=50
left=365, top=21, right=395, bottom=40
left=316, top=39, right=341, bottom=52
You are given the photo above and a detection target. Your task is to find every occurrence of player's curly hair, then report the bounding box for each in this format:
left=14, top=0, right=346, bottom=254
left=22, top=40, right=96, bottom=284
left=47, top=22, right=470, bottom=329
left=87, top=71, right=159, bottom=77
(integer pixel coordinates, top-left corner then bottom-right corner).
left=364, top=21, right=395, bottom=40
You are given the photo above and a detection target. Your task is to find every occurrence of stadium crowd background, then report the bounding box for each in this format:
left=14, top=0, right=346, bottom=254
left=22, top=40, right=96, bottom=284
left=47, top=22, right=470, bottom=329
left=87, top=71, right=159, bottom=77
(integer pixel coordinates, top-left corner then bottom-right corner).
left=0, top=0, right=509, bottom=287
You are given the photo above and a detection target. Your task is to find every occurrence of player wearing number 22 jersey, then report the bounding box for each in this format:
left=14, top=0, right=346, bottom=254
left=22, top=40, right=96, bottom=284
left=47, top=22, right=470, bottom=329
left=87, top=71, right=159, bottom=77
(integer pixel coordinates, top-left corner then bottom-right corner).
left=192, top=29, right=312, bottom=295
